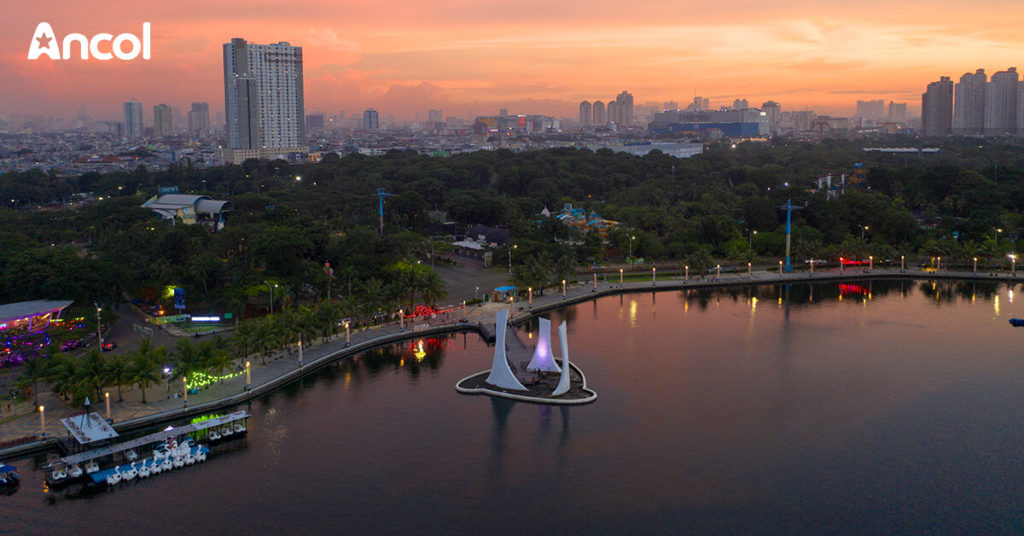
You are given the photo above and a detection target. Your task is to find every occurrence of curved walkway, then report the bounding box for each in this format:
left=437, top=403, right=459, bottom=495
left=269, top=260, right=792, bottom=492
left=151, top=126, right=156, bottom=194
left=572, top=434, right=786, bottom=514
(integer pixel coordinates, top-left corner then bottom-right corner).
left=2, top=266, right=1019, bottom=459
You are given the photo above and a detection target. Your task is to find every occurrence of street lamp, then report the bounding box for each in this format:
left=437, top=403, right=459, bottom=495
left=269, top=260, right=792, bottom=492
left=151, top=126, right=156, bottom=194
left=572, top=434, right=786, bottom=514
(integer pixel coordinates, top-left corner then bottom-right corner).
left=475, top=286, right=479, bottom=302
left=861, top=225, right=869, bottom=240
left=508, top=244, right=517, bottom=276
left=869, top=255, right=873, bottom=271
left=973, top=257, right=978, bottom=273
left=748, top=229, right=757, bottom=250
left=628, top=235, right=636, bottom=267
left=295, top=175, right=302, bottom=183
left=95, top=304, right=103, bottom=345
left=1011, top=253, right=1017, bottom=275
left=778, top=260, right=783, bottom=278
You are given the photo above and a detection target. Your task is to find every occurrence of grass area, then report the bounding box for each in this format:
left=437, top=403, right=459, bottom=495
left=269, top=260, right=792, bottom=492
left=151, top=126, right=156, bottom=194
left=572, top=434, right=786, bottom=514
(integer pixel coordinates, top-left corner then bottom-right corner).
left=174, top=323, right=231, bottom=334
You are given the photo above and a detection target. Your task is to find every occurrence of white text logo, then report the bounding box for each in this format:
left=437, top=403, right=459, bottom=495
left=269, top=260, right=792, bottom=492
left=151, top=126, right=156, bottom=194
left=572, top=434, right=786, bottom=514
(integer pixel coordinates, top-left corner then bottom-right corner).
left=28, top=22, right=151, bottom=61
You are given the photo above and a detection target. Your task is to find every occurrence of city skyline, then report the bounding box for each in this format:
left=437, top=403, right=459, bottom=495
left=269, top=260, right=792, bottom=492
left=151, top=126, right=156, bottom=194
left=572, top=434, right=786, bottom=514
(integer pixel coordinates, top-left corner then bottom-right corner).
left=4, top=0, right=1024, bottom=122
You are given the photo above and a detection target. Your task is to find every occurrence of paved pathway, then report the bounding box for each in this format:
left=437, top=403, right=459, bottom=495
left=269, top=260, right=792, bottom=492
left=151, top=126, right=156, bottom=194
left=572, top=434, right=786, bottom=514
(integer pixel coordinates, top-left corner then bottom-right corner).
left=2, top=266, right=1020, bottom=454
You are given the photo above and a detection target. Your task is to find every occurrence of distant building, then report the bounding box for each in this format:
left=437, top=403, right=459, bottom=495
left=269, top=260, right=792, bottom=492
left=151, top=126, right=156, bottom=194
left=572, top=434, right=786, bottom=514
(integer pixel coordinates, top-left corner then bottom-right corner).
left=887, top=101, right=907, bottom=123
left=761, top=101, right=781, bottom=133
left=141, top=194, right=233, bottom=229
left=592, top=101, right=606, bottom=125
left=153, top=104, right=173, bottom=137
left=222, top=37, right=306, bottom=163
left=188, top=102, right=210, bottom=136
left=306, top=113, right=325, bottom=135
left=733, top=98, right=749, bottom=110
left=921, top=76, right=953, bottom=136
left=953, top=69, right=986, bottom=135
left=363, top=108, right=379, bottom=130
left=855, top=99, right=885, bottom=119
left=613, top=91, right=634, bottom=125
left=607, top=101, right=618, bottom=125
left=985, top=67, right=1018, bottom=135
left=649, top=109, right=768, bottom=136
left=428, top=109, right=443, bottom=124
left=123, top=100, right=143, bottom=139
left=579, top=100, right=592, bottom=126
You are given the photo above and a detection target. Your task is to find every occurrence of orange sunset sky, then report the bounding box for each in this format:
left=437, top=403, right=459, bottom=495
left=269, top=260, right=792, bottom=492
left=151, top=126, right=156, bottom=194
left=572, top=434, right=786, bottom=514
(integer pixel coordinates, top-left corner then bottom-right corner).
left=3, top=0, right=1024, bottom=122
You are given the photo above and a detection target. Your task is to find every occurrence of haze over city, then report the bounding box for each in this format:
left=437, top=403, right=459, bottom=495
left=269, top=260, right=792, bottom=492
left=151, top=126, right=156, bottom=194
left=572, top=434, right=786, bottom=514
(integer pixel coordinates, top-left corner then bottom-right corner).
left=5, top=0, right=1024, bottom=121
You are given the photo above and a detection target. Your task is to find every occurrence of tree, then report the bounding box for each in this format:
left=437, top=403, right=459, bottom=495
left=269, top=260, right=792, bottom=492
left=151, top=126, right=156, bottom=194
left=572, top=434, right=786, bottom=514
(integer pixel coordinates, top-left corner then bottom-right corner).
left=106, top=353, right=131, bottom=402
left=78, top=349, right=108, bottom=403
left=171, top=339, right=204, bottom=384
left=16, top=355, right=49, bottom=406
left=130, top=353, right=161, bottom=403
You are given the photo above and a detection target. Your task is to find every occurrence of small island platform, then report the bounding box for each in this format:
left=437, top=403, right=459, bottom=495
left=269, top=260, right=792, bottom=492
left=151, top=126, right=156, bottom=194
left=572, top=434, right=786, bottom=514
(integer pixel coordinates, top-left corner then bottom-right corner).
left=456, top=359, right=597, bottom=405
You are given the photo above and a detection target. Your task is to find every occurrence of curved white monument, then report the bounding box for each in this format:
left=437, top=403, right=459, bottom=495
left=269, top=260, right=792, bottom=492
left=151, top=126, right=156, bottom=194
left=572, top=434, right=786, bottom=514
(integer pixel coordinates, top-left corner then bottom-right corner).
left=552, top=321, right=571, bottom=396
left=526, top=317, right=561, bottom=372
left=484, top=309, right=528, bottom=391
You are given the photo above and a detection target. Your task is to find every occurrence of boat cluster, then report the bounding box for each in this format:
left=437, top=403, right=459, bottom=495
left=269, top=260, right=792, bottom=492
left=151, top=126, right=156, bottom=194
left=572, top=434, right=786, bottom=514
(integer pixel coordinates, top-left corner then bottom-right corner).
left=205, top=421, right=247, bottom=444
left=101, top=438, right=208, bottom=486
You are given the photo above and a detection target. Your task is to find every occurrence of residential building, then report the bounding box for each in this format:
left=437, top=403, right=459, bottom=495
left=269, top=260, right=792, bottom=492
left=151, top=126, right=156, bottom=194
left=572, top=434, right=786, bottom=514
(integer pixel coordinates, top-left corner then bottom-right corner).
left=953, top=69, right=986, bottom=135
left=363, top=108, right=379, bottom=130
left=153, top=104, right=172, bottom=137
left=592, top=101, right=606, bottom=125
left=921, top=76, right=953, bottom=136
left=123, top=100, right=143, bottom=139
left=188, top=102, right=209, bottom=136
left=579, top=100, right=592, bottom=126
left=985, top=67, right=1018, bottom=135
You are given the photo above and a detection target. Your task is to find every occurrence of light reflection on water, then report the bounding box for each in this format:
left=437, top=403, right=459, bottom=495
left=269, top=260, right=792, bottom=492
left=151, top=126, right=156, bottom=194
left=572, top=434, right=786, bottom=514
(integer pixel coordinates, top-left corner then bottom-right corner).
left=6, top=279, right=1024, bottom=535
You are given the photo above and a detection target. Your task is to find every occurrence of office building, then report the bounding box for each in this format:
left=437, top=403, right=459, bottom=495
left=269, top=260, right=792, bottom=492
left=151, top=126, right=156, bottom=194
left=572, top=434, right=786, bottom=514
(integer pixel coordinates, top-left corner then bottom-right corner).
left=579, top=101, right=592, bottom=126
left=921, top=76, right=953, bottom=136
left=222, top=37, right=306, bottom=162
left=363, top=108, right=379, bottom=130
left=188, top=102, right=209, bottom=136
left=123, top=100, right=143, bottom=139
left=985, top=67, right=1018, bottom=135
left=153, top=104, right=173, bottom=137
left=953, top=69, right=986, bottom=135
left=761, top=101, right=781, bottom=133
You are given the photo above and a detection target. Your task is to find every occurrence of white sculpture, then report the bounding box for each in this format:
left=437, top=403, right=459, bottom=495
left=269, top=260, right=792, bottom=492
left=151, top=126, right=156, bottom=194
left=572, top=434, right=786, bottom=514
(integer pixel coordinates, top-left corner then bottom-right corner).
left=552, top=321, right=571, bottom=396
left=485, top=310, right=528, bottom=391
left=526, top=317, right=561, bottom=372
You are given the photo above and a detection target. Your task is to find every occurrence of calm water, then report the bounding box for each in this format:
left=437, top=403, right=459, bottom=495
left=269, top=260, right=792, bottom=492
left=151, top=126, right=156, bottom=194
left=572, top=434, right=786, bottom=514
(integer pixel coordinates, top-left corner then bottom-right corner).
left=5, top=280, right=1024, bottom=535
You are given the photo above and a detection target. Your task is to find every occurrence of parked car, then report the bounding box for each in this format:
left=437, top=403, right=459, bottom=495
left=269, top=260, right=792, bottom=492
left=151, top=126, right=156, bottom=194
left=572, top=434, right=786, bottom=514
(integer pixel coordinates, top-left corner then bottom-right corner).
left=61, top=339, right=80, bottom=352
left=101, top=341, right=118, bottom=351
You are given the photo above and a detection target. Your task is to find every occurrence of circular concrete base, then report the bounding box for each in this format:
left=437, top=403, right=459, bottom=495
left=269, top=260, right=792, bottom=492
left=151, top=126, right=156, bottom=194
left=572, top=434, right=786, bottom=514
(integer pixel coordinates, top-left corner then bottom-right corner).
left=456, top=361, right=597, bottom=405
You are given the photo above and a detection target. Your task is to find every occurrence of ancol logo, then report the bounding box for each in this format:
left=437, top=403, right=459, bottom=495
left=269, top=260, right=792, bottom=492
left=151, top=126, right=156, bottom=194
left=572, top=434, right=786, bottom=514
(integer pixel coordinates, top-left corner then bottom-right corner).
left=28, top=22, right=151, bottom=60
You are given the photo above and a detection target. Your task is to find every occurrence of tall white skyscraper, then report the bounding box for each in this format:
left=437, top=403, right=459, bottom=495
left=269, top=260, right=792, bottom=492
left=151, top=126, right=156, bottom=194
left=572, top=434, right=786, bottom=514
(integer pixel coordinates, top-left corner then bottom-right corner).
left=123, top=100, right=143, bottom=139
left=985, top=67, right=1018, bottom=136
left=579, top=100, right=592, bottom=126
left=953, top=69, right=986, bottom=135
left=222, top=38, right=305, bottom=161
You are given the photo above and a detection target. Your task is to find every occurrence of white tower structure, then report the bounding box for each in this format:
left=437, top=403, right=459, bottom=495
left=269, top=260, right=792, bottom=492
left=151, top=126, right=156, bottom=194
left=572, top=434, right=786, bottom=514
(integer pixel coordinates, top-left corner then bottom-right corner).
left=552, top=321, right=571, bottom=396
left=485, top=310, right=527, bottom=391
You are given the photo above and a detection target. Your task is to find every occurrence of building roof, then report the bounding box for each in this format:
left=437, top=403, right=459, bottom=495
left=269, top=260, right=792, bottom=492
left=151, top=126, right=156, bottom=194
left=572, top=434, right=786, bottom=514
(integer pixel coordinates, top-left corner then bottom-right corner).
left=142, top=194, right=233, bottom=217
left=0, top=300, right=73, bottom=322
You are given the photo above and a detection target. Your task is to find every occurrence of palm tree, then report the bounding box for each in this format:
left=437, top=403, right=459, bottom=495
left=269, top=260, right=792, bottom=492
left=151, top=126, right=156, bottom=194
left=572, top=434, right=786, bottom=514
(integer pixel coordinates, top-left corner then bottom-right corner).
left=253, top=317, right=276, bottom=365
left=47, top=354, right=79, bottom=401
left=16, top=355, right=48, bottom=406
left=129, top=353, right=161, bottom=403
left=171, top=339, right=204, bottom=385
left=233, top=321, right=255, bottom=359
left=106, top=354, right=131, bottom=402
left=78, top=349, right=108, bottom=403
left=420, top=271, right=448, bottom=307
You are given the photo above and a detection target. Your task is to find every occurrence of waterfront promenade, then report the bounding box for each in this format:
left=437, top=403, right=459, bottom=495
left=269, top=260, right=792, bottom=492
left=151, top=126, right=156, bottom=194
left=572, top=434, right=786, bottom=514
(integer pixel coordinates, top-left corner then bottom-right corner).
left=1, top=266, right=1019, bottom=459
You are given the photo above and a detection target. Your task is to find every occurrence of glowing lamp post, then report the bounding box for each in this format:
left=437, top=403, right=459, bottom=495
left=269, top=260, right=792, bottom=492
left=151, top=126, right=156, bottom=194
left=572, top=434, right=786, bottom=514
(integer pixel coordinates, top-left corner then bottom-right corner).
left=619, top=268, right=624, bottom=286
left=39, top=405, right=45, bottom=438
left=528, top=288, right=532, bottom=307
left=1011, top=254, right=1017, bottom=275
left=685, top=265, right=689, bottom=281
left=778, top=260, right=783, bottom=278
left=593, top=273, right=598, bottom=291
left=810, top=259, right=814, bottom=274
left=105, top=392, right=110, bottom=420
left=96, top=305, right=103, bottom=345
left=937, top=256, right=942, bottom=271
left=562, top=279, right=566, bottom=299
left=716, top=264, right=721, bottom=280
left=869, top=256, right=873, bottom=271
left=182, top=377, right=188, bottom=408
left=652, top=267, right=656, bottom=286
left=901, top=255, right=905, bottom=272
left=840, top=257, right=844, bottom=275
left=297, top=334, right=303, bottom=368
left=245, top=361, right=252, bottom=391
left=973, top=257, right=978, bottom=273
left=400, top=309, right=405, bottom=331
left=747, top=262, right=752, bottom=278
left=344, top=320, right=351, bottom=347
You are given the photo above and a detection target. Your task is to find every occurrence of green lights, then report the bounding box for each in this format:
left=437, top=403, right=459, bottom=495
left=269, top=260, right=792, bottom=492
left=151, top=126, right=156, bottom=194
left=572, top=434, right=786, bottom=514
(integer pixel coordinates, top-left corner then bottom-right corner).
left=185, top=370, right=243, bottom=391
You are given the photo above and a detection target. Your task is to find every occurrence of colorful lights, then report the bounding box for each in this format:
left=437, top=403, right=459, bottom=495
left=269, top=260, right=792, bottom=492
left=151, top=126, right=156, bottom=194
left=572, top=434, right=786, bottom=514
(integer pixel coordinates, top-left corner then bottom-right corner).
left=185, top=370, right=244, bottom=391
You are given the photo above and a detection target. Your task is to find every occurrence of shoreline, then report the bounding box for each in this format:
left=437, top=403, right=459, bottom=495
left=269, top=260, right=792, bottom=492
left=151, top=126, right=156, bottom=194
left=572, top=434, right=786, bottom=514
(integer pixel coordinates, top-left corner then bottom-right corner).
left=2, top=267, right=1019, bottom=460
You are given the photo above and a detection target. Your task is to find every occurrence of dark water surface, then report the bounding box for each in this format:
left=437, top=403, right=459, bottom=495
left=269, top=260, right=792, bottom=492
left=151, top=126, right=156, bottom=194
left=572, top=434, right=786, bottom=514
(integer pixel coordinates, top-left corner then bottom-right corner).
left=5, top=280, right=1024, bottom=535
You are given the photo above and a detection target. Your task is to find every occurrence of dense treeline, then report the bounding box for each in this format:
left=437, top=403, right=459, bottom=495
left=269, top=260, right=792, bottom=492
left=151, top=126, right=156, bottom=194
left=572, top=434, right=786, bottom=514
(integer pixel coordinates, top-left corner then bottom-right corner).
left=3, top=136, right=1024, bottom=311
